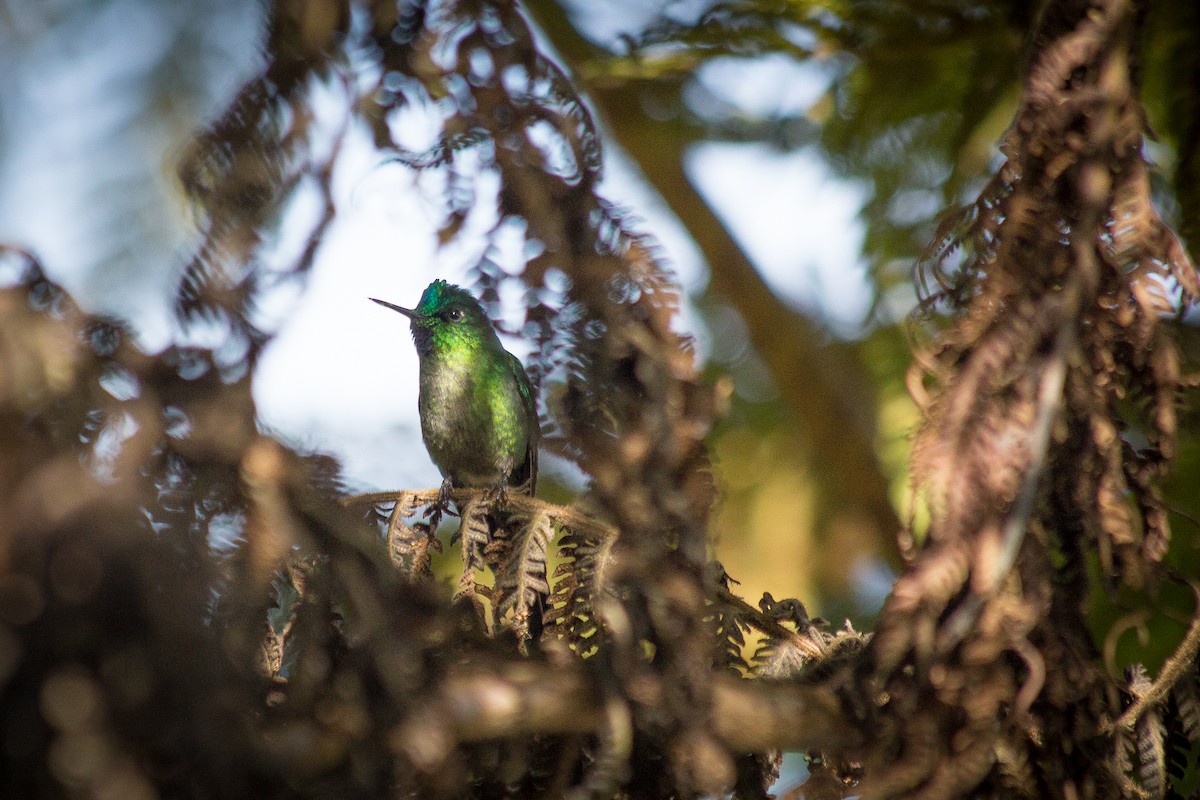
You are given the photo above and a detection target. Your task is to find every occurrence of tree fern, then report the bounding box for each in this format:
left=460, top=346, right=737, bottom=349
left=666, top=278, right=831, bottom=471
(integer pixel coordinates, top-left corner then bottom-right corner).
left=488, top=509, right=554, bottom=642
left=1171, top=672, right=1200, bottom=747
left=749, top=594, right=828, bottom=679
left=545, top=524, right=616, bottom=655
left=381, top=491, right=440, bottom=579
left=707, top=566, right=750, bottom=672
left=453, top=494, right=492, bottom=621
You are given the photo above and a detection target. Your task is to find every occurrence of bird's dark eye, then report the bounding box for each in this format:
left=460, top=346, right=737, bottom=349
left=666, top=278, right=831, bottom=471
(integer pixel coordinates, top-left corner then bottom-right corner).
left=446, top=308, right=464, bottom=322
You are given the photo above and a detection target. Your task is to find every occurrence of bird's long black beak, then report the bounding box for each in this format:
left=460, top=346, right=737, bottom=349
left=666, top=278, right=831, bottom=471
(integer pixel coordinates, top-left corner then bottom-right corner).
left=369, top=297, right=419, bottom=320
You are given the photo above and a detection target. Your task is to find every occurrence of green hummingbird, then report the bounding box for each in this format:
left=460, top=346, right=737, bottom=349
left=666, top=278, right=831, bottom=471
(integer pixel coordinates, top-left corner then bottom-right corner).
left=370, top=280, right=539, bottom=497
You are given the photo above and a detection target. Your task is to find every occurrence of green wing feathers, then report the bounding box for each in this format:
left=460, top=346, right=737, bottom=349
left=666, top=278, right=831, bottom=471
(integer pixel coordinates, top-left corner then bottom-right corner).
left=507, top=351, right=539, bottom=493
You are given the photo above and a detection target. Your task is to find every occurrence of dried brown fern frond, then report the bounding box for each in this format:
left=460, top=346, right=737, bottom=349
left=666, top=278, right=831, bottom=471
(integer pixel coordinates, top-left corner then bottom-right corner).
left=1113, top=663, right=1167, bottom=800
left=1136, top=704, right=1167, bottom=799
left=382, top=491, right=442, bottom=579
left=543, top=515, right=617, bottom=656
left=748, top=593, right=829, bottom=680
left=344, top=487, right=620, bottom=654
left=707, top=565, right=751, bottom=673
left=1087, top=591, right=1200, bottom=795
left=1172, top=671, right=1200, bottom=746
left=705, top=590, right=867, bottom=800
left=451, top=493, right=492, bottom=622
left=487, top=508, right=554, bottom=642
left=177, top=48, right=348, bottom=358
left=866, top=0, right=1200, bottom=797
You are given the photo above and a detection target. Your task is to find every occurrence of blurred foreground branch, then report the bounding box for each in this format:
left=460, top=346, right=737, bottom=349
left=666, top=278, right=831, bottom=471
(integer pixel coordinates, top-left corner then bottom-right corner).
left=437, top=664, right=858, bottom=754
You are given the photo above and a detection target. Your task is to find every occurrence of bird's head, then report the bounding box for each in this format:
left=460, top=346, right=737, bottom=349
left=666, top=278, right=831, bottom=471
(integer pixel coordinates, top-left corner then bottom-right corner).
left=370, top=280, right=496, bottom=357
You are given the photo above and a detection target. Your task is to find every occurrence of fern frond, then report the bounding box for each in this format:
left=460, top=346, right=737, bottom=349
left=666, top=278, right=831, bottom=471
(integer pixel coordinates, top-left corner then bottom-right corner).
left=751, top=630, right=821, bottom=679
left=490, top=510, right=554, bottom=641
left=1136, top=702, right=1167, bottom=800
left=1171, top=673, right=1200, bottom=746
left=544, top=525, right=616, bottom=655
left=710, top=601, right=748, bottom=673
left=750, top=594, right=826, bottom=679
left=344, top=488, right=621, bottom=649
left=707, top=566, right=749, bottom=672
left=384, top=491, right=439, bottom=579
left=452, top=495, right=491, bottom=614
left=1113, top=720, right=1137, bottom=786
left=994, top=738, right=1037, bottom=799
left=1162, top=683, right=1194, bottom=792
left=1122, top=663, right=1167, bottom=800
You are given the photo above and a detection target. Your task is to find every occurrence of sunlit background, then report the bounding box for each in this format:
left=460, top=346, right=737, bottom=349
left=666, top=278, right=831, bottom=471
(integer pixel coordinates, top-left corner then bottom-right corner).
left=0, top=0, right=917, bottom=643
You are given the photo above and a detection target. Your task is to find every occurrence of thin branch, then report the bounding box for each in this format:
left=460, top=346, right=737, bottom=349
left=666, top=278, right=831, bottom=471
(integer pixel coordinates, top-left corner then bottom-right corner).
left=988, top=305, right=1075, bottom=590
left=1104, top=583, right=1200, bottom=734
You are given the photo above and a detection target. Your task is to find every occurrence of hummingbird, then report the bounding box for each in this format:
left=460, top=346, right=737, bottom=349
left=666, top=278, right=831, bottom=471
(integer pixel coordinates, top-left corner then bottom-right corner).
left=370, top=280, right=539, bottom=498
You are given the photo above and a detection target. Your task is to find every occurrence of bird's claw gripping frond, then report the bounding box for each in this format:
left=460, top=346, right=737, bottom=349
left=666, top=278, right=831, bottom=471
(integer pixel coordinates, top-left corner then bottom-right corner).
left=483, top=480, right=509, bottom=511
left=436, top=476, right=455, bottom=508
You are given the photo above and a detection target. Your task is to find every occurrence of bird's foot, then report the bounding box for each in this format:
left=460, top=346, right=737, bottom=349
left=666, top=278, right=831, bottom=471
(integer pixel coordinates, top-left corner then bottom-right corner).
left=435, top=477, right=456, bottom=513
left=482, top=481, right=509, bottom=511
left=420, top=478, right=456, bottom=532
